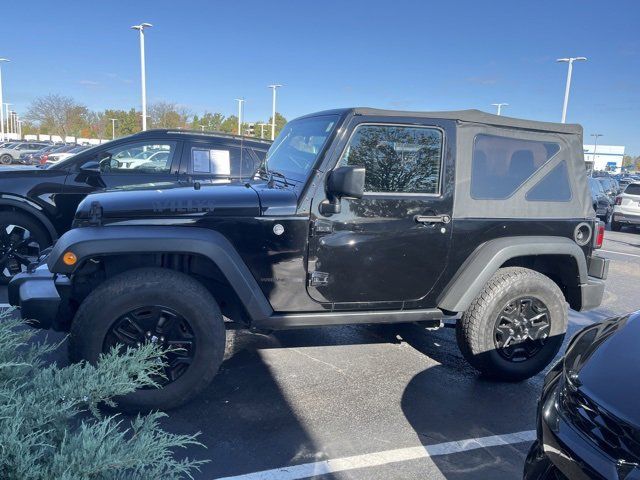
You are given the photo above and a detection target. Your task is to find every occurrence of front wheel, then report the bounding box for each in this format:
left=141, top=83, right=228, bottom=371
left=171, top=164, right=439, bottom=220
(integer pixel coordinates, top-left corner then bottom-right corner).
left=0, top=154, right=13, bottom=165
left=0, top=211, right=50, bottom=284
left=456, top=267, right=567, bottom=381
left=69, top=268, right=226, bottom=411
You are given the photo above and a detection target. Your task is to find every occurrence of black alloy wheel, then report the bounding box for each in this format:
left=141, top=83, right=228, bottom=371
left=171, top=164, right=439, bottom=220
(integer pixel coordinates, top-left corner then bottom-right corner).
left=103, top=306, right=196, bottom=385
left=494, top=297, right=550, bottom=363
left=0, top=212, right=49, bottom=283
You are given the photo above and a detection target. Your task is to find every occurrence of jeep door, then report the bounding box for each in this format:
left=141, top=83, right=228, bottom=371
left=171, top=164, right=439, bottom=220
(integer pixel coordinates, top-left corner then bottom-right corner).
left=307, top=118, right=455, bottom=306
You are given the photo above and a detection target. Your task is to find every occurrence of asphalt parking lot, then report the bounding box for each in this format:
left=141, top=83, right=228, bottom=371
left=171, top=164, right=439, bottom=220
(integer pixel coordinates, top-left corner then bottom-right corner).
left=1, top=226, right=639, bottom=480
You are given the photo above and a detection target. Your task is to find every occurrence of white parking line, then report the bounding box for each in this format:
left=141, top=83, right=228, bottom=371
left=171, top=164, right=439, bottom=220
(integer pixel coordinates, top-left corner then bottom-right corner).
left=0, top=303, right=11, bottom=307
left=600, top=249, right=640, bottom=259
left=215, top=430, right=536, bottom=480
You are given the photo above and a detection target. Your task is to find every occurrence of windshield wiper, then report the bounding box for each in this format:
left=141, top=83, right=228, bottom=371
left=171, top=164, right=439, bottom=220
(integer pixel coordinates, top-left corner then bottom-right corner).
left=266, top=170, right=290, bottom=187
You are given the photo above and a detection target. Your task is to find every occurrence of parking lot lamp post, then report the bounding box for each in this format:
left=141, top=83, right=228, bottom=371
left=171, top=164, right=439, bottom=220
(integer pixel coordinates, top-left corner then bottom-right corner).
left=235, top=98, right=245, bottom=136
left=491, top=103, right=508, bottom=115
left=257, top=122, right=267, bottom=139
left=268, top=84, right=282, bottom=140
left=0, top=59, right=8, bottom=141
left=11, top=112, right=17, bottom=135
left=590, top=133, right=603, bottom=176
left=557, top=57, right=587, bottom=123
left=4, top=103, right=11, bottom=136
left=131, top=23, right=152, bottom=131
left=17, top=119, right=22, bottom=139
left=110, top=118, right=118, bottom=140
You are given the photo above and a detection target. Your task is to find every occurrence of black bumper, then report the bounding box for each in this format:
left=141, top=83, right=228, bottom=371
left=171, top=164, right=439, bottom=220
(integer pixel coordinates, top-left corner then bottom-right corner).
left=8, top=265, right=62, bottom=330
left=524, top=375, right=639, bottom=480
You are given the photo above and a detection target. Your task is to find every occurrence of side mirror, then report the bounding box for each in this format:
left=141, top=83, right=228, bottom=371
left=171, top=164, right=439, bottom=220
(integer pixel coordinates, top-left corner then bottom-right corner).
left=79, top=160, right=100, bottom=173
left=321, top=166, right=365, bottom=214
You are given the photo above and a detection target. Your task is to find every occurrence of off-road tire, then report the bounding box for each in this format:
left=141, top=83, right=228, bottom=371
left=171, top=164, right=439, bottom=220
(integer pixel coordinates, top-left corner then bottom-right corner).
left=456, top=267, right=567, bottom=381
left=0, top=211, right=50, bottom=284
left=611, top=219, right=622, bottom=232
left=69, top=267, right=226, bottom=412
left=0, top=154, right=13, bottom=165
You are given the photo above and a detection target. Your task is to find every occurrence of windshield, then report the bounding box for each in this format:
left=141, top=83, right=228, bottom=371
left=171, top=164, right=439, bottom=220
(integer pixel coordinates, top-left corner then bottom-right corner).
left=265, top=114, right=339, bottom=182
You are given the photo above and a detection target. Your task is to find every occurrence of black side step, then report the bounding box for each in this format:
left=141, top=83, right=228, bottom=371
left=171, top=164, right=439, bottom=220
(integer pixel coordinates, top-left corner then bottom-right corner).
left=255, top=308, right=449, bottom=330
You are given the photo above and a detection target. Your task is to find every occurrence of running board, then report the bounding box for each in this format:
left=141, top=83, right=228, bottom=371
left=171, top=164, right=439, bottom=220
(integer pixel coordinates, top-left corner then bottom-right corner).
left=255, top=308, right=448, bottom=330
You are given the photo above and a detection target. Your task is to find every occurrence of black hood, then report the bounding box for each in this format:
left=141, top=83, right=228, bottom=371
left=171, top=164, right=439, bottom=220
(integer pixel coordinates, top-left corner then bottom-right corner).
left=564, top=312, right=640, bottom=429
left=74, top=180, right=299, bottom=224
left=75, top=182, right=262, bottom=222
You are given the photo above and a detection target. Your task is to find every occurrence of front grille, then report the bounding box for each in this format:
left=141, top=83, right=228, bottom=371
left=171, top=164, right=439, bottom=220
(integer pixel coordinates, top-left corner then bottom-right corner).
left=560, top=380, right=640, bottom=464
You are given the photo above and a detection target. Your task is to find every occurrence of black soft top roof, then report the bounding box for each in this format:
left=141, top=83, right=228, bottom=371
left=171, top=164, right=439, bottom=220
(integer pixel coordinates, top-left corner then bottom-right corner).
left=301, top=108, right=582, bottom=135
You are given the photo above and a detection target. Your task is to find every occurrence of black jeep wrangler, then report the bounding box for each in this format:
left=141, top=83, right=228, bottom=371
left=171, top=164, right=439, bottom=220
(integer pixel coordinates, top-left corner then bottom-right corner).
left=9, top=108, right=608, bottom=411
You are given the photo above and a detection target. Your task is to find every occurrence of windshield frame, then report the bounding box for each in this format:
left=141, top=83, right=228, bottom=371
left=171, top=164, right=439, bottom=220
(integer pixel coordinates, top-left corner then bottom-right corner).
left=264, top=114, right=340, bottom=185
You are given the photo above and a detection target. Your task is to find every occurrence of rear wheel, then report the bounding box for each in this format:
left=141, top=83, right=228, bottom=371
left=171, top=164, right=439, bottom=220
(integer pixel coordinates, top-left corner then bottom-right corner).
left=611, top=219, right=622, bottom=231
left=456, top=267, right=567, bottom=381
left=0, top=211, right=50, bottom=284
left=69, top=268, right=226, bottom=411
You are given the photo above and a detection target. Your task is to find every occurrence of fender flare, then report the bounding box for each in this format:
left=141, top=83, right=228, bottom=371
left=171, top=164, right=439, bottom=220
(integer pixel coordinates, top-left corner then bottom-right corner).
left=437, top=236, right=588, bottom=313
left=47, top=226, right=273, bottom=322
left=0, top=197, right=59, bottom=242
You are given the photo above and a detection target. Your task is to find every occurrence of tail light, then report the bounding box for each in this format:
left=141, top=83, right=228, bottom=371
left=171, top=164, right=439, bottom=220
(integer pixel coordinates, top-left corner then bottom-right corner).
left=594, top=221, right=605, bottom=249
left=615, top=196, right=622, bottom=205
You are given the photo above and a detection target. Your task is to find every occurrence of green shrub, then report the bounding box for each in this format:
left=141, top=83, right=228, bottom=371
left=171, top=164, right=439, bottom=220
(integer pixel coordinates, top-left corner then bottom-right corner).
left=0, top=311, right=205, bottom=480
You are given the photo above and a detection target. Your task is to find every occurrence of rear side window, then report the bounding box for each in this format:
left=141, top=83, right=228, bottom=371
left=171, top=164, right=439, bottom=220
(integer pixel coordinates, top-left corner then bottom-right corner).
left=189, top=145, right=260, bottom=178
left=526, top=161, right=572, bottom=202
left=625, top=184, right=640, bottom=195
left=471, top=135, right=561, bottom=200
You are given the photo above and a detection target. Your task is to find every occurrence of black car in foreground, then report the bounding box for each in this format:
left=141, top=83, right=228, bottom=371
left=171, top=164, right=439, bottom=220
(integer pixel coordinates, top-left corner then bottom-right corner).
left=0, top=129, right=269, bottom=282
left=524, top=311, right=640, bottom=480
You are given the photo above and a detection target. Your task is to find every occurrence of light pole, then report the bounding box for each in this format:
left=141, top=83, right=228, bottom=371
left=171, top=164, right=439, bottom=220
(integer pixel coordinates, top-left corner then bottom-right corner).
left=590, top=133, right=603, bottom=175
left=235, top=98, right=245, bottom=136
left=17, top=119, right=22, bottom=139
left=557, top=57, right=587, bottom=123
left=0, top=58, right=8, bottom=142
left=110, top=118, right=118, bottom=140
left=131, top=23, right=152, bottom=131
left=4, top=103, right=11, bottom=136
left=257, top=122, right=267, bottom=139
left=268, top=84, right=282, bottom=140
left=491, top=103, right=508, bottom=115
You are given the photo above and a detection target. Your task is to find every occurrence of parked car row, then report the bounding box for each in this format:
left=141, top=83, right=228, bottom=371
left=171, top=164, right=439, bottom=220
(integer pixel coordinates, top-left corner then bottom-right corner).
left=0, top=141, right=51, bottom=164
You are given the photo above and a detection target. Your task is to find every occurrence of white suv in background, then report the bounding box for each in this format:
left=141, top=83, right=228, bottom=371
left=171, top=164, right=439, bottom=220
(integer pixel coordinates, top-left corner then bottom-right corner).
left=612, top=182, right=640, bottom=231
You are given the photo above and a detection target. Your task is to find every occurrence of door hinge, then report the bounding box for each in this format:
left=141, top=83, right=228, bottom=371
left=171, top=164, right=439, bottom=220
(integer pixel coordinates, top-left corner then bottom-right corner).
left=310, top=219, right=333, bottom=237
left=308, top=271, right=330, bottom=287
left=89, top=201, right=103, bottom=226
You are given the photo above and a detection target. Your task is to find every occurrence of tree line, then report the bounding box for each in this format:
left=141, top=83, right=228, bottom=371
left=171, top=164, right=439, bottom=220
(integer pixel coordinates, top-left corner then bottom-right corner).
left=21, top=94, right=287, bottom=140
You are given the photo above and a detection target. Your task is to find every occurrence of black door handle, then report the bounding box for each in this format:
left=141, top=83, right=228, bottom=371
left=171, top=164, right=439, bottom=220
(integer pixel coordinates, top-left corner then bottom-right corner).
left=414, top=214, right=451, bottom=224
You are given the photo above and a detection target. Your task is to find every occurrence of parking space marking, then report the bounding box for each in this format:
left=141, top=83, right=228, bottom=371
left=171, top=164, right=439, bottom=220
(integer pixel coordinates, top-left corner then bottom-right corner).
left=215, top=430, right=535, bottom=480
left=600, top=249, right=640, bottom=259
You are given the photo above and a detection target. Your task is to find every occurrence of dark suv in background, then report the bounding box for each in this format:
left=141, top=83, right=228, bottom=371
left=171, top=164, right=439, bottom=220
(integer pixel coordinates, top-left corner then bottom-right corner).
left=0, top=130, right=270, bottom=282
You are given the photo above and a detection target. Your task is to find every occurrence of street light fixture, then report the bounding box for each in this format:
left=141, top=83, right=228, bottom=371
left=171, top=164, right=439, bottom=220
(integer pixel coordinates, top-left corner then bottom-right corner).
left=268, top=84, right=282, bottom=140
left=557, top=57, right=587, bottom=123
left=491, top=103, right=509, bottom=116
left=0, top=58, right=9, bottom=142
left=110, top=118, right=118, bottom=140
left=131, top=23, right=152, bottom=131
left=235, top=98, right=245, bottom=136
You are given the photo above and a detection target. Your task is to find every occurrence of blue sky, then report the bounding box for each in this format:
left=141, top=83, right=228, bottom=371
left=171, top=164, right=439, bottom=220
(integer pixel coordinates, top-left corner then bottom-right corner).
left=3, top=0, right=639, bottom=153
